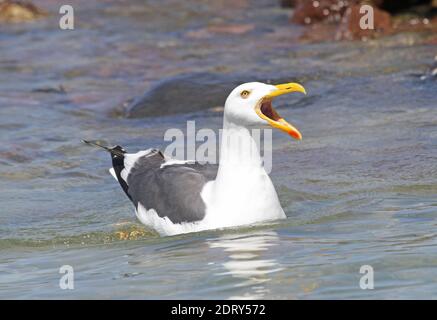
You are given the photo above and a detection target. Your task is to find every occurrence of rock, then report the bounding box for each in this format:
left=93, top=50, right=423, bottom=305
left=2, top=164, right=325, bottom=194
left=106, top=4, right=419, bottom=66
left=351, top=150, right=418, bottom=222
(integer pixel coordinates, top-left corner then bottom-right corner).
left=126, top=73, right=253, bottom=118
left=291, top=0, right=354, bottom=25
left=291, top=0, right=433, bottom=25
left=125, top=72, right=299, bottom=118
left=336, top=4, right=392, bottom=40
left=290, top=0, right=435, bottom=42
left=0, top=0, right=46, bottom=23
left=299, top=22, right=338, bottom=42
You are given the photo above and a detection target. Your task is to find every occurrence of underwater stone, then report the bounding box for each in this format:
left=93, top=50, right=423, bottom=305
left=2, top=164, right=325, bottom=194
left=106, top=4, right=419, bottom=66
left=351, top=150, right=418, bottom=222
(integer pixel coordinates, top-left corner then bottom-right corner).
left=0, top=0, right=46, bottom=23
left=125, top=73, right=291, bottom=118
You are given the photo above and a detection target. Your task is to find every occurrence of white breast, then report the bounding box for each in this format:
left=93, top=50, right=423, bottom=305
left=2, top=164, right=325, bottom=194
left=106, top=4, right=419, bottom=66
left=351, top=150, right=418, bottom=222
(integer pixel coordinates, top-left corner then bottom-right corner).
left=200, top=166, right=286, bottom=229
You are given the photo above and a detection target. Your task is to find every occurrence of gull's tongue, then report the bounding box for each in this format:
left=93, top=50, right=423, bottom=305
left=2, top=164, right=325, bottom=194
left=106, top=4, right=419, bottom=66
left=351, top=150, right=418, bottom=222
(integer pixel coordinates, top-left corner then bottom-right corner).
left=261, top=101, right=280, bottom=121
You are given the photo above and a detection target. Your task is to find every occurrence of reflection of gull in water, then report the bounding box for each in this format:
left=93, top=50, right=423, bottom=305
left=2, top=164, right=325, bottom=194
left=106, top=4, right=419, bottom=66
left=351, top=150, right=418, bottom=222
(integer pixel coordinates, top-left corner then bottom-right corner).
left=207, top=231, right=283, bottom=299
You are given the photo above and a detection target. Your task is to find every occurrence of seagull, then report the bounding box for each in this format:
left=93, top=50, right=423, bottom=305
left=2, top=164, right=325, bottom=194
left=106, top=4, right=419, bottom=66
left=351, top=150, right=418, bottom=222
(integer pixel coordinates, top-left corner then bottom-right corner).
left=84, top=82, right=306, bottom=236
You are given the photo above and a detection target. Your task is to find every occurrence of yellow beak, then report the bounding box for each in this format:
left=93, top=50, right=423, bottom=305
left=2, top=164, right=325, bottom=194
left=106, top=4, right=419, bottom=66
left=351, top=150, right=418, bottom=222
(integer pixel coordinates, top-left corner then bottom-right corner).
left=267, top=83, right=307, bottom=98
left=255, top=82, right=306, bottom=140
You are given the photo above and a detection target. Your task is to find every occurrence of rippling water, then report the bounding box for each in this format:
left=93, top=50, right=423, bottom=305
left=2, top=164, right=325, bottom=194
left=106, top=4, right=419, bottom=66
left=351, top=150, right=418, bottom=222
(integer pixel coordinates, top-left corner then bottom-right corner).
left=0, top=0, right=436, bottom=299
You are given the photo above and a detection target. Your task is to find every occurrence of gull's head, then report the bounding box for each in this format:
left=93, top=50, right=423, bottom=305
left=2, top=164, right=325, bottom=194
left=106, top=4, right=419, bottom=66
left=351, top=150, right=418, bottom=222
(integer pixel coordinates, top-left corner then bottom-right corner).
left=224, top=82, right=306, bottom=140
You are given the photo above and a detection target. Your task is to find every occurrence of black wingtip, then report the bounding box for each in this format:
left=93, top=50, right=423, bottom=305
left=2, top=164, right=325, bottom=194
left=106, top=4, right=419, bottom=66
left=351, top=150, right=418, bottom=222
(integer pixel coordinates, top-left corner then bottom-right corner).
left=82, top=139, right=109, bottom=149
left=82, top=139, right=126, bottom=157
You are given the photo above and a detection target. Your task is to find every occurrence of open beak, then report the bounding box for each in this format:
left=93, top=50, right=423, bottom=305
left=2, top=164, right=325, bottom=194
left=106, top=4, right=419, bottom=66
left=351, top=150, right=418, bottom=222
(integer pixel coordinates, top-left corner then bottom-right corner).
left=255, top=83, right=306, bottom=140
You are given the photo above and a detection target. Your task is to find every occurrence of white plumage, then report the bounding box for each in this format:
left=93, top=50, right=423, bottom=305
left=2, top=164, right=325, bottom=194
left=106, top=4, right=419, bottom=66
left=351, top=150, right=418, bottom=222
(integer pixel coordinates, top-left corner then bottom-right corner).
left=97, top=81, right=306, bottom=236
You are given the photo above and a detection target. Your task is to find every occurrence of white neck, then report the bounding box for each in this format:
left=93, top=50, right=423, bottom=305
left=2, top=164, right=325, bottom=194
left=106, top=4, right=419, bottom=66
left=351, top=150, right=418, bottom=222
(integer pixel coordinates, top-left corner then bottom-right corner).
left=217, top=117, right=264, bottom=177
left=201, top=116, right=286, bottom=227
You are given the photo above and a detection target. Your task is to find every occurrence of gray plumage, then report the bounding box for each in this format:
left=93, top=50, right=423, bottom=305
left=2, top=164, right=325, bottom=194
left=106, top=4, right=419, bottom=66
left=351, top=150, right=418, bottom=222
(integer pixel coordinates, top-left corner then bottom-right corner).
left=83, top=140, right=218, bottom=224
left=117, top=148, right=217, bottom=224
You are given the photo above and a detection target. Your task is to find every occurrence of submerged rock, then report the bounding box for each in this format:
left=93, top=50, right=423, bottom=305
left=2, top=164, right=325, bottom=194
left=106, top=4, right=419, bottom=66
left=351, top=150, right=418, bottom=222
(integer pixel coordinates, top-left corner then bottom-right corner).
left=125, top=72, right=304, bottom=118
left=126, top=73, right=249, bottom=118
left=0, top=0, right=46, bottom=23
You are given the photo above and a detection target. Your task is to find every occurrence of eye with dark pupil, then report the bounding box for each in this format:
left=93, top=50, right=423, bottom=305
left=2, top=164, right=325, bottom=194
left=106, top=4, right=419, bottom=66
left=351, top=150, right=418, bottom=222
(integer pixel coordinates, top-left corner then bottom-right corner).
left=241, top=90, right=250, bottom=98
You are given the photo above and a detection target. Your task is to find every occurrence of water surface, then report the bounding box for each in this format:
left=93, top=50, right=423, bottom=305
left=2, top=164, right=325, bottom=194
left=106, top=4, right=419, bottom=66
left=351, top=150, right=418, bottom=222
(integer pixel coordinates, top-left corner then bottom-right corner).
left=0, top=0, right=436, bottom=299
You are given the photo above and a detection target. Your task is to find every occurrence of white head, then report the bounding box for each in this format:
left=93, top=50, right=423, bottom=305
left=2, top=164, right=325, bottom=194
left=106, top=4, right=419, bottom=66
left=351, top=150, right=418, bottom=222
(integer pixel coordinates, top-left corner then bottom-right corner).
left=224, top=81, right=306, bottom=140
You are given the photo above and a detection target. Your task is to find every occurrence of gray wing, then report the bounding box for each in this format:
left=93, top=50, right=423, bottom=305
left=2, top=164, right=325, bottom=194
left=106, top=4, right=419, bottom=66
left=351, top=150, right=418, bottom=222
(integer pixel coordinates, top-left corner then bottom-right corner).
left=119, top=151, right=218, bottom=224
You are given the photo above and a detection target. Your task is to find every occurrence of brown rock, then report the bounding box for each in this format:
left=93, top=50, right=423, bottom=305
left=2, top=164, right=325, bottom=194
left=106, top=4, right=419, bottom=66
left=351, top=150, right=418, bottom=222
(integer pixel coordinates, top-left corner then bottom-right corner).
left=335, top=4, right=392, bottom=40
left=0, top=0, right=46, bottom=23
left=299, top=22, right=338, bottom=42
left=291, top=0, right=354, bottom=25
left=289, top=0, right=434, bottom=42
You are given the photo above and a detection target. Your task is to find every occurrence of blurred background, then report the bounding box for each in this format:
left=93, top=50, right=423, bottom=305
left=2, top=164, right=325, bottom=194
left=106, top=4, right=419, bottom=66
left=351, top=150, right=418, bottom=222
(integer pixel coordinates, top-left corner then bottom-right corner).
left=0, top=0, right=436, bottom=299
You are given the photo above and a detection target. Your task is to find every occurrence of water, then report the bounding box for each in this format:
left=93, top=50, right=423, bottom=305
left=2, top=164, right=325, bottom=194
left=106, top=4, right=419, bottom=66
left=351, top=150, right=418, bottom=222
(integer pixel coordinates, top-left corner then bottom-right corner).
left=0, top=0, right=436, bottom=299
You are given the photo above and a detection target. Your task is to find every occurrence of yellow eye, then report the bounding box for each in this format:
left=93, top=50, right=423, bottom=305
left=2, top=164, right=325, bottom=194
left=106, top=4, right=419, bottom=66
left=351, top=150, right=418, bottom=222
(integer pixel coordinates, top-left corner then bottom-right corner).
left=240, top=90, right=250, bottom=98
